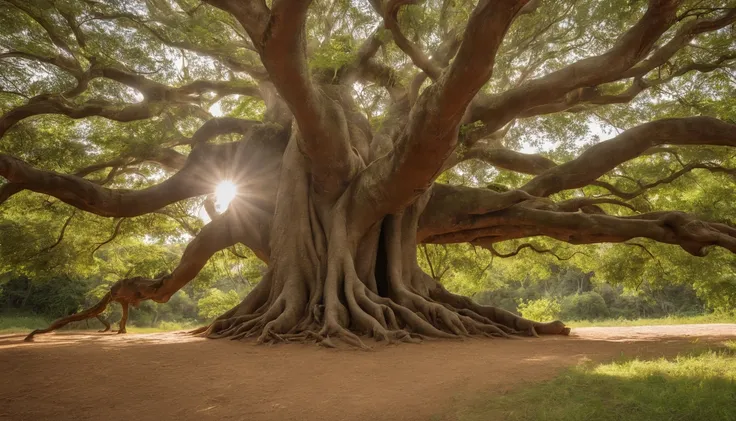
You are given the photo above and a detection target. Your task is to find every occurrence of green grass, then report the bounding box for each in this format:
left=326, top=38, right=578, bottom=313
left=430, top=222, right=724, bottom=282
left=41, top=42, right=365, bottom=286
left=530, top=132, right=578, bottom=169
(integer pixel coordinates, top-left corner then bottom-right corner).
left=0, top=314, right=199, bottom=334
left=440, top=341, right=736, bottom=421
left=0, top=314, right=52, bottom=333
left=567, top=313, right=736, bottom=328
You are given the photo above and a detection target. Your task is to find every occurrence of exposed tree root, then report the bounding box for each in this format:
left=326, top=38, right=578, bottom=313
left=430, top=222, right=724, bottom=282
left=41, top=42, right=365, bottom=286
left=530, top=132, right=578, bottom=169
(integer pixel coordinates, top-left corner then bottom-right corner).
left=196, top=244, right=568, bottom=348
left=190, top=181, right=571, bottom=349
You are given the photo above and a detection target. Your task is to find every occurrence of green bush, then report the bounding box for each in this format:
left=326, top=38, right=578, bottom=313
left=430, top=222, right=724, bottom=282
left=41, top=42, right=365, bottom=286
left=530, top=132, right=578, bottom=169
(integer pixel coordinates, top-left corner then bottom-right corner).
left=609, top=294, right=657, bottom=319
left=560, top=292, right=609, bottom=321
left=517, top=297, right=561, bottom=322
left=197, top=289, right=241, bottom=320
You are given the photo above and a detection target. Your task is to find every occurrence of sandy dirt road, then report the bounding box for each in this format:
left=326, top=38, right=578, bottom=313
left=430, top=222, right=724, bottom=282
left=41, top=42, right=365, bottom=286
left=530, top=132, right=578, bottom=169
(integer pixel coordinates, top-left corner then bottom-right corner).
left=1, top=324, right=734, bottom=421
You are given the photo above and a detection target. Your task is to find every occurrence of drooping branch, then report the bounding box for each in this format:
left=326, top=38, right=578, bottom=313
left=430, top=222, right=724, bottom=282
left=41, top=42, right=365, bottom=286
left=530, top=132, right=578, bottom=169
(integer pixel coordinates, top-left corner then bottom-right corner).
left=482, top=242, right=585, bottom=261
left=112, top=209, right=250, bottom=304
left=24, top=293, right=113, bottom=341
left=35, top=211, right=76, bottom=255
left=521, top=117, right=736, bottom=197
left=92, top=218, right=126, bottom=255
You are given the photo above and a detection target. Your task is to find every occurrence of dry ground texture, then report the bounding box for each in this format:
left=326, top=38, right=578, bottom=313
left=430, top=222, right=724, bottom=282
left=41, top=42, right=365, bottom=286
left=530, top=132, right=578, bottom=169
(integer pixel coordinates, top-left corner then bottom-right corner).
left=1, top=324, right=734, bottom=421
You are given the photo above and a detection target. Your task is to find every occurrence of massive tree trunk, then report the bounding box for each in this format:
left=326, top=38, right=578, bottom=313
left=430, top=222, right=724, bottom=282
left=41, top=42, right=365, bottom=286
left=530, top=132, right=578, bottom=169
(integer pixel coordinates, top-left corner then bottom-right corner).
left=197, top=138, right=568, bottom=346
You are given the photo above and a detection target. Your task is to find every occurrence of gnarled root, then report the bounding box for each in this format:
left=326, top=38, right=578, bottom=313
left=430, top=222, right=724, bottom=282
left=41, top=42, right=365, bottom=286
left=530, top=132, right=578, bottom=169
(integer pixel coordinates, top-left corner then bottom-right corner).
left=429, top=283, right=571, bottom=336
left=198, top=243, right=569, bottom=348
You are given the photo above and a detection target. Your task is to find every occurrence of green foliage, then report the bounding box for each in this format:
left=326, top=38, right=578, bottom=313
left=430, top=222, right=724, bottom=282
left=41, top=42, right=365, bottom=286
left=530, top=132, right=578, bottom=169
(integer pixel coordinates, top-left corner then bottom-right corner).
left=197, top=288, right=241, bottom=320
left=517, top=297, right=561, bottom=322
left=560, top=292, right=610, bottom=321
left=445, top=346, right=736, bottom=421
left=0, top=276, right=89, bottom=317
left=0, top=313, right=51, bottom=333
left=310, top=35, right=356, bottom=74
left=569, top=313, right=736, bottom=327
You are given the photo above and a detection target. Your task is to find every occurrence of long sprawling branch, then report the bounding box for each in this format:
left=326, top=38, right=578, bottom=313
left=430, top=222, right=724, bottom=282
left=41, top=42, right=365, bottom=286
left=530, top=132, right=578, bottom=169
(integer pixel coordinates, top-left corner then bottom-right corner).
left=0, top=153, right=208, bottom=216
left=420, top=184, right=736, bottom=257
left=522, top=117, right=736, bottom=197
left=0, top=95, right=163, bottom=139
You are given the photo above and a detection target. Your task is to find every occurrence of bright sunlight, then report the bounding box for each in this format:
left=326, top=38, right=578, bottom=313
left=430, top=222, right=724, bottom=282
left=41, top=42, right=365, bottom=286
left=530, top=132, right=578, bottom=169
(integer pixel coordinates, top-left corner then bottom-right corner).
left=215, top=181, right=237, bottom=212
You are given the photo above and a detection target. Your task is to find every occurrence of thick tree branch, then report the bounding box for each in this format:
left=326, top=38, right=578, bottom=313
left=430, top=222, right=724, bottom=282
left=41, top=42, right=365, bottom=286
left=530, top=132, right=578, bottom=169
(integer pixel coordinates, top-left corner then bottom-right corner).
left=420, top=187, right=736, bottom=257
left=0, top=147, right=189, bottom=205
left=190, top=117, right=261, bottom=148
left=461, top=147, right=557, bottom=175
left=555, top=197, right=638, bottom=213
left=0, top=95, right=164, bottom=138
left=354, top=0, right=528, bottom=225
left=0, top=153, right=209, bottom=217
left=621, top=8, right=736, bottom=79
left=111, top=206, right=270, bottom=305
left=95, top=66, right=261, bottom=101
left=522, top=117, right=736, bottom=197
left=207, top=0, right=360, bottom=194
left=468, top=0, right=681, bottom=132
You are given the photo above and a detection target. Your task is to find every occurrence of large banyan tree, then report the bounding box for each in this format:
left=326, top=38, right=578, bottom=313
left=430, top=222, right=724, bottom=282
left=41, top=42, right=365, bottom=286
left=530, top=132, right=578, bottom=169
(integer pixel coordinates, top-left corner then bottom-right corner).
left=1, top=0, right=735, bottom=346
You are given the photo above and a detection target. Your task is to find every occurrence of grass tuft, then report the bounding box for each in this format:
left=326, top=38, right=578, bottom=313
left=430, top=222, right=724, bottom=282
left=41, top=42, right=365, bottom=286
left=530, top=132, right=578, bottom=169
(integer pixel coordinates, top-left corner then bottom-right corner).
left=444, top=344, right=736, bottom=421
left=567, top=313, right=736, bottom=327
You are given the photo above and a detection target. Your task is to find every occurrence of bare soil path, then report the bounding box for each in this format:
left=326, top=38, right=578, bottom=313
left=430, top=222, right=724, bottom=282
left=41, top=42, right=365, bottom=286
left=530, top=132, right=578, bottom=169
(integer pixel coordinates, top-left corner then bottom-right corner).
left=1, top=324, right=734, bottom=421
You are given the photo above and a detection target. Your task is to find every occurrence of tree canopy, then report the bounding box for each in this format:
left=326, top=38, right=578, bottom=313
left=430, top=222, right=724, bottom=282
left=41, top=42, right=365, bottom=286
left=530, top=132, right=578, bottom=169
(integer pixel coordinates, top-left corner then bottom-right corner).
left=1, top=0, right=735, bottom=346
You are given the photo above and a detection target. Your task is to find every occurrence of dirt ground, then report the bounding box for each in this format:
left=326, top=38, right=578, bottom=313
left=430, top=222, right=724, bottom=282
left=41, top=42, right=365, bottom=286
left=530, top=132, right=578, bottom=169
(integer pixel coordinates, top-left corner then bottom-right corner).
left=1, top=324, right=734, bottom=421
